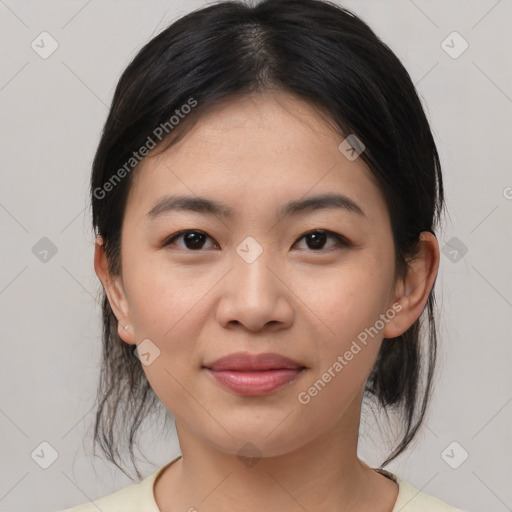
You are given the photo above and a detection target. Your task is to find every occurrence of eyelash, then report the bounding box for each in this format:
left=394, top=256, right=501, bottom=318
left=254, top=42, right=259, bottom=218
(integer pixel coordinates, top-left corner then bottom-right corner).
left=161, top=229, right=351, bottom=252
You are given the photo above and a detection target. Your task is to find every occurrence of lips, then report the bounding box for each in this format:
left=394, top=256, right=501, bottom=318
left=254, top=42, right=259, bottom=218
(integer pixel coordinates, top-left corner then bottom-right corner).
left=203, top=352, right=306, bottom=396
left=204, top=352, right=305, bottom=372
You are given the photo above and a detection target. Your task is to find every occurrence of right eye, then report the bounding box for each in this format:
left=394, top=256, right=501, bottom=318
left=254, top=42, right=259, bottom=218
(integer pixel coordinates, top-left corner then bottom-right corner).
left=161, top=230, right=220, bottom=251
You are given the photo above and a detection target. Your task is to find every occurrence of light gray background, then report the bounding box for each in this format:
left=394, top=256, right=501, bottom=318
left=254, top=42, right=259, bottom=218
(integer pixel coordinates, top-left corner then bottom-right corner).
left=0, top=1, right=511, bottom=511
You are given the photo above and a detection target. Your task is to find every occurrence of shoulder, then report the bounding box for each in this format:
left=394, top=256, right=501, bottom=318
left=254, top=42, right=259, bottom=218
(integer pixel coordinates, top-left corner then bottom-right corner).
left=381, top=470, right=467, bottom=512
left=57, top=470, right=161, bottom=512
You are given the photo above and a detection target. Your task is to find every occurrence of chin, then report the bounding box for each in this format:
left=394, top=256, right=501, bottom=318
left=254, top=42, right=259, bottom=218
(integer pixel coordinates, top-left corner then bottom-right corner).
left=198, top=420, right=312, bottom=460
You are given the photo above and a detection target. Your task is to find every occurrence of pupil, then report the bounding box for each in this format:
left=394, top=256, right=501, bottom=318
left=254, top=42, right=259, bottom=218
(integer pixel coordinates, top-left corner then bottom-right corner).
left=185, top=231, right=205, bottom=249
left=308, top=231, right=326, bottom=249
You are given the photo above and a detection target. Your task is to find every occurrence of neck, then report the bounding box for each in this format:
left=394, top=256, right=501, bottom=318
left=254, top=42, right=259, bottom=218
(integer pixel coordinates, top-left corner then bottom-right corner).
left=154, top=395, right=398, bottom=512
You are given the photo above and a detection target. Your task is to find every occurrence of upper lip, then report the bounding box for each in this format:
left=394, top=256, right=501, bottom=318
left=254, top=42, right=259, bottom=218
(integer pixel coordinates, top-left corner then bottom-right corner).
left=204, top=352, right=305, bottom=371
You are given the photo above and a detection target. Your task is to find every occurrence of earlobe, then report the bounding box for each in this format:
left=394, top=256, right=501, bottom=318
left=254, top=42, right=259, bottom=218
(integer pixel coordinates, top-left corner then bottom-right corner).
left=383, top=231, right=440, bottom=339
left=117, top=322, right=136, bottom=345
left=93, top=236, right=136, bottom=345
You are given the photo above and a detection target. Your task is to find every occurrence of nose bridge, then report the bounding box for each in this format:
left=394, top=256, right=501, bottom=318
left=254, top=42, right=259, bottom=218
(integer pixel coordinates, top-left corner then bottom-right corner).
left=232, top=236, right=279, bottom=303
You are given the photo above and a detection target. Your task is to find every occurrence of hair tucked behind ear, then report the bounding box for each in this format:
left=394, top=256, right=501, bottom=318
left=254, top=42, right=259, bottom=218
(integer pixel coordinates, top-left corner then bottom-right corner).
left=89, top=0, right=445, bottom=479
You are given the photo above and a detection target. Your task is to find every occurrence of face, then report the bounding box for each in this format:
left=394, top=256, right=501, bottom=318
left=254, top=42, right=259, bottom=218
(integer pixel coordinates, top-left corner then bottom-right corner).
left=99, top=91, right=417, bottom=458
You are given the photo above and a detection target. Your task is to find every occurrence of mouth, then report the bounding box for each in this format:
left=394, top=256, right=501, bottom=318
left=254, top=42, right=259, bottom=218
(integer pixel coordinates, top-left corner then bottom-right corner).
left=202, top=352, right=307, bottom=396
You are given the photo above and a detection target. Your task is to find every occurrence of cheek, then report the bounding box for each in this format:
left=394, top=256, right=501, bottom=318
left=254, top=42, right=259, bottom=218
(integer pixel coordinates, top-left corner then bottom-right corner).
left=309, top=262, right=393, bottom=341
left=122, top=246, right=211, bottom=338
left=124, top=259, right=207, bottom=408
left=303, top=259, right=396, bottom=396
left=296, top=269, right=389, bottom=416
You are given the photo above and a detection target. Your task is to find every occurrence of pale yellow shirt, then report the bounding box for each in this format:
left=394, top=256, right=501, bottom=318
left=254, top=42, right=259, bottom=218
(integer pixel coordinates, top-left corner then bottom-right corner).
left=59, top=455, right=466, bottom=512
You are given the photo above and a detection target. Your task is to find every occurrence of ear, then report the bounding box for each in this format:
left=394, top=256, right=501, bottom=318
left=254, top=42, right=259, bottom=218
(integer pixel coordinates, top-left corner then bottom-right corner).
left=93, top=235, right=136, bottom=345
left=383, top=231, right=440, bottom=339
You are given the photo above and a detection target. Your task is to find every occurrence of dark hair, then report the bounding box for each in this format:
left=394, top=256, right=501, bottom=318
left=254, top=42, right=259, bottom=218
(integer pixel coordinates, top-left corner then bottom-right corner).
left=89, top=0, right=445, bottom=480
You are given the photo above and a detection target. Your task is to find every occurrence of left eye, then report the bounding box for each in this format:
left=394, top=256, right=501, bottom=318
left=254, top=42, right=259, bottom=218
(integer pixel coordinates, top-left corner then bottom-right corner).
left=294, top=230, right=349, bottom=251
left=162, top=229, right=349, bottom=251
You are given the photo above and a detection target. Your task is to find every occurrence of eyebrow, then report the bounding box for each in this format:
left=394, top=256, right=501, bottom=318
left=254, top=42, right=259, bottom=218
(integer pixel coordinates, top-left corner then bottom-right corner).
left=146, top=193, right=366, bottom=220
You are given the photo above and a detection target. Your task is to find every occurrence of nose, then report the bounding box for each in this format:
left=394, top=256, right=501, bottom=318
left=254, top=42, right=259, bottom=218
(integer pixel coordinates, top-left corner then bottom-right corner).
left=215, top=247, right=294, bottom=333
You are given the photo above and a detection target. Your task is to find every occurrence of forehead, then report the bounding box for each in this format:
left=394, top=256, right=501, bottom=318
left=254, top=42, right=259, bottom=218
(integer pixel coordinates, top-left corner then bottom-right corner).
left=126, top=91, right=389, bottom=227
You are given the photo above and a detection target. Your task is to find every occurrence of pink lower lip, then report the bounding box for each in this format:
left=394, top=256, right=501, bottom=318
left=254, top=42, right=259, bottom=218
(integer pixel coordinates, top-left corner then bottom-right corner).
left=206, top=368, right=304, bottom=396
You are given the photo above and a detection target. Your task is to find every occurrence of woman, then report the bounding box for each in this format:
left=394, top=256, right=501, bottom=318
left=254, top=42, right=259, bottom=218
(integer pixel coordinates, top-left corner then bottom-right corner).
left=60, top=0, right=466, bottom=510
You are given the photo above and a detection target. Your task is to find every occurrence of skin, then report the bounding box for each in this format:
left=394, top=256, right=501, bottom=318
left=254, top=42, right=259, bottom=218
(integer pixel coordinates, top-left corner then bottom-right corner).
left=95, top=90, right=440, bottom=512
